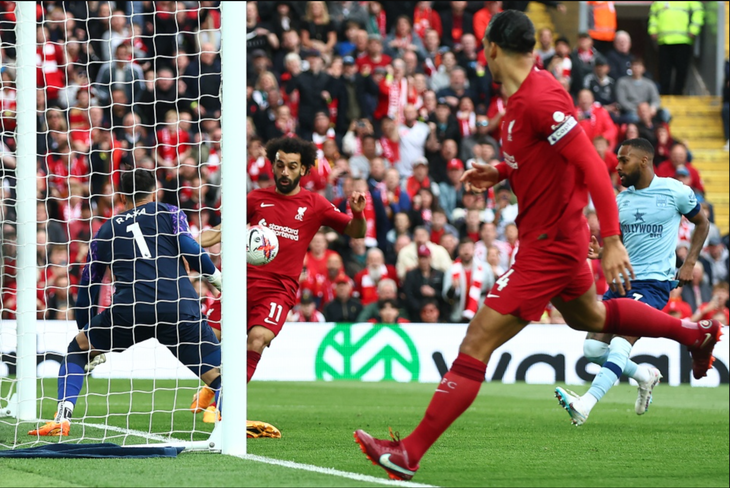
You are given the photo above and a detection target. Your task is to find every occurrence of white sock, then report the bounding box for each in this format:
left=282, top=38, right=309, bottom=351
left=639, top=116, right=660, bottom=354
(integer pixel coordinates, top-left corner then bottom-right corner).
left=578, top=392, right=599, bottom=414
left=56, top=401, right=74, bottom=420
left=631, top=364, right=652, bottom=383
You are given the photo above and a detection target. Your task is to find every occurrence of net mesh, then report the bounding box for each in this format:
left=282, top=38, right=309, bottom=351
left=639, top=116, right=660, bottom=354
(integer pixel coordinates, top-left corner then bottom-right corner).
left=1, top=1, right=223, bottom=449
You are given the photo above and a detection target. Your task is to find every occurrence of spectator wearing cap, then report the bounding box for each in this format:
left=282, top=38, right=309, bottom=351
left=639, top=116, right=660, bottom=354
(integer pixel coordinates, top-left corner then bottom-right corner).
left=301, top=1, right=337, bottom=57
left=583, top=55, right=618, bottom=120
left=680, top=262, right=713, bottom=312
left=94, top=42, right=145, bottom=107
left=443, top=237, right=495, bottom=323
left=356, top=34, right=393, bottom=73
left=289, top=290, right=326, bottom=323
left=439, top=158, right=466, bottom=220
left=702, top=237, right=729, bottom=287
left=396, top=104, right=431, bottom=178
left=575, top=89, right=617, bottom=150
left=569, top=33, right=600, bottom=97
left=385, top=15, right=427, bottom=60
left=396, top=226, right=453, bottom=282
left=354, top=248, right=398, bottom=306
left=285, top=50, right=333, bottom=140
left=439, top=1, right=474, bottom=51
left=246, top=2, right=279, bottom=56
left=402, top=242, right=447, bottom=320
left=323, top=274, right=363, bottom=323
left=655, top=143, right=704, bottom=194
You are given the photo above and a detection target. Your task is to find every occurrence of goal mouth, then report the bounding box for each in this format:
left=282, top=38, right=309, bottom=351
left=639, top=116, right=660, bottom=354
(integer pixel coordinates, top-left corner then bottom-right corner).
left=1, top=2, right=228, bottom=453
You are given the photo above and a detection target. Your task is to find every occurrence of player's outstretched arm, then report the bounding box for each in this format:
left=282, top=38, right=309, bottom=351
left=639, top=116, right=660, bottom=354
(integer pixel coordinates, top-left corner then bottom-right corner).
left=179, top=233, right=222, bottom=291
left=459, top=161, right=507, bottom=193
left=555, top=129, right=633, bottom=295
left=344, top=191, right=367, bottom=238
left=196, top=224, right=221, bottom=248
left=677, top=209, right=710, bottom=286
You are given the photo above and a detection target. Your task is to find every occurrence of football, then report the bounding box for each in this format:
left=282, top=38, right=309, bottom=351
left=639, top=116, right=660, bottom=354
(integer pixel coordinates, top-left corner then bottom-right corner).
left=246, top=225, right=279, bottom=266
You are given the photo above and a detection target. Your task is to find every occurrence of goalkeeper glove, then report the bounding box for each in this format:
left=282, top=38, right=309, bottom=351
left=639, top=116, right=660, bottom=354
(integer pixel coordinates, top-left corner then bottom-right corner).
left=204, top=268, right=222, bottom=292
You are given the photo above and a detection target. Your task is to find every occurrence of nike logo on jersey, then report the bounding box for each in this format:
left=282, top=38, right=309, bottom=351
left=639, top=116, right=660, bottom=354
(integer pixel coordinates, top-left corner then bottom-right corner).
left=261, top=203, right=274, bottom=207
left=264, top=318, right=278, bottom=326
left=487, top=293, right=500, bottom=298
left=378, top=454, right=415, bottom=477
left=435, top=389, right=449, bottom=393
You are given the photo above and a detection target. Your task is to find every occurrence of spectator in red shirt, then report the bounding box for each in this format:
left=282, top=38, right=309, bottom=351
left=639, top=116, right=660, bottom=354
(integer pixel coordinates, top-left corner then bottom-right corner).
left=655, top=142, right=704, bottom=194
left=663, top=287, right=693, bottom=319
left=356, top=34, right=392, bottom=73
left=440, top=1, right=474, bottom=51
left=354, top=247, right=398, bottom=305
left=413, top=2, right=443, bottom=39
left=156, top=109, right=191, bottom=168
left=654, top=123, right=675, bottom=165
left=576, top=89, right=618, bottom=150
left=473, top=1, right=503, bottom=43
left=406, top=158, right=432, bottom=199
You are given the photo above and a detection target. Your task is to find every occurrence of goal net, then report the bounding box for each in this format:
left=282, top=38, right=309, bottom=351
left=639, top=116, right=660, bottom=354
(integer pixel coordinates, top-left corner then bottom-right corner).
left=1, top=1, right=227, bottom=451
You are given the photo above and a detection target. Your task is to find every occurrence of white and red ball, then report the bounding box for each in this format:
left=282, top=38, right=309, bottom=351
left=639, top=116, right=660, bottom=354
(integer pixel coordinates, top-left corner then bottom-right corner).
left=246, top=225, right=279, bottom=266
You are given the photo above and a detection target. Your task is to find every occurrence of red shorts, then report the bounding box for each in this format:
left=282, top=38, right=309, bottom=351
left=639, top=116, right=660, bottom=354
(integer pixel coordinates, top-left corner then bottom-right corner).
left=206, top=287, right=294, bottom=337
left=485, top=249, right=594, bottom=322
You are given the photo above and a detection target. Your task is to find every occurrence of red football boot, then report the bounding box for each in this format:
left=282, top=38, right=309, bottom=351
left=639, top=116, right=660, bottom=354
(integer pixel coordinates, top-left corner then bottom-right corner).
left=688, top=320, right=723, bottom=380
left=353, top=428, right=419, bottom=481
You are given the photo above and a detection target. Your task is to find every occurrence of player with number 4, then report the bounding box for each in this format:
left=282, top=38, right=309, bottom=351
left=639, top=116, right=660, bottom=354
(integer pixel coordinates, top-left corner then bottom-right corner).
left=189, top=136, right=367, bottom=431
left=554, top=138, right=710, bottom=426
left=353, top=12, right=722, bottom=481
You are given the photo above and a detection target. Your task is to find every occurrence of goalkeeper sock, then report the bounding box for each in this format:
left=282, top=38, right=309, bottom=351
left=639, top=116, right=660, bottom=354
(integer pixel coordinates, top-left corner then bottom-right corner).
left=584, top=337, right=633, bottom=414
left=402, top=353, right=485, bottom=464
left=247, top=350, right=261, bottom=383
left=209, top=376, right=222, bottom=414
left=57, top=338, right=88, bottom=417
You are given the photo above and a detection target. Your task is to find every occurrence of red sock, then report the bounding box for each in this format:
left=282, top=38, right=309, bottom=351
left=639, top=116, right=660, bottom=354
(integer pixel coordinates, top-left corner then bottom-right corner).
left=603, top=298, right=702, bottom=346
left=402, top=353, right=486, bottom=464
left=210, top=401, right=216, bottom=408
left=247, top=350, right=261, bottom=383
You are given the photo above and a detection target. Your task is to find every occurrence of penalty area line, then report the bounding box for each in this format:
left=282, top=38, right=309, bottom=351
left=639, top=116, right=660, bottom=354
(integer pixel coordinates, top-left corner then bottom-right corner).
left=75, top=422, right=438, bottom=487
left=238, top=453, right=439, bottom=488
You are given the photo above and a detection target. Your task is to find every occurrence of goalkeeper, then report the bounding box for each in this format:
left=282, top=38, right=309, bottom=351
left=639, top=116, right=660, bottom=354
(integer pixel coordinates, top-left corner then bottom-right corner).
left=30, top=169, right=223, bottom=436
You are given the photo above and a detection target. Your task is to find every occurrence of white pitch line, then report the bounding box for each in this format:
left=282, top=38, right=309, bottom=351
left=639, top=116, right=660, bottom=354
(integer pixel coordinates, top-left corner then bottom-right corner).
left=77, top=422, right=438, bottom=487
left=238, top=453, right=438, bottom=488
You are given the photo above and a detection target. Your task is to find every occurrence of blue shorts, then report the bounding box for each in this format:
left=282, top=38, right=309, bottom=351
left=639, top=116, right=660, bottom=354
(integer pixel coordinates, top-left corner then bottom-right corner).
left=84, top=304, right=220, bottom=378
left=602, top=279, right=677, bottom=310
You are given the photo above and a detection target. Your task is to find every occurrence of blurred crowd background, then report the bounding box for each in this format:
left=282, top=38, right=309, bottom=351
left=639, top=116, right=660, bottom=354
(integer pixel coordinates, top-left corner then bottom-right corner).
left=0, top=1, right=728, bottom=327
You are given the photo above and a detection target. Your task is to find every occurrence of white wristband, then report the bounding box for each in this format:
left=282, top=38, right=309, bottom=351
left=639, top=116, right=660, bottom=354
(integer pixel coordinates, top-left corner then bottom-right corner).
left=204, top=268, right=222, bottom=292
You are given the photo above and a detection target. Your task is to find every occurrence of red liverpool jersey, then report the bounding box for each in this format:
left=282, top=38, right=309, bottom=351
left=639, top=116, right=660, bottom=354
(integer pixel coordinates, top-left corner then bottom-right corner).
left=247, top=187, right=352, bottom=296
left=498, top=68, right=592, bottom=251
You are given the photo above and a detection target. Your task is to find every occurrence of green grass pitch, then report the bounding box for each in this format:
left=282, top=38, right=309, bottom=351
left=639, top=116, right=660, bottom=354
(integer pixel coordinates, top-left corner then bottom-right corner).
left=1, top=379, right=728, bottom=487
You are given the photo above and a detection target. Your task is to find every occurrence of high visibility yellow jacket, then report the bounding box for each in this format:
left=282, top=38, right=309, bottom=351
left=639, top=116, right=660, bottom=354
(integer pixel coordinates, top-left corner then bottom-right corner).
left=648, top=1, right=704, bottom=45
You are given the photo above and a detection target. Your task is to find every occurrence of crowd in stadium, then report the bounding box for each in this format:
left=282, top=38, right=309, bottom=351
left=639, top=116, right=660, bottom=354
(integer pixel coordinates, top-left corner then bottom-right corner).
left=0, top=1, right=728, bottom=326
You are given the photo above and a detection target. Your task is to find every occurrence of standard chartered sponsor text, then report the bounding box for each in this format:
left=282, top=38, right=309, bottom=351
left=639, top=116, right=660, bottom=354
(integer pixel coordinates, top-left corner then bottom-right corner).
left=269, top=223, right=300, bottom=241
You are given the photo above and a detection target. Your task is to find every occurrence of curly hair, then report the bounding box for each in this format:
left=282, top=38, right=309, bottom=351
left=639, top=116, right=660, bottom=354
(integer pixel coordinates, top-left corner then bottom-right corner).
left=265, top=136, right=317, bottom=176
